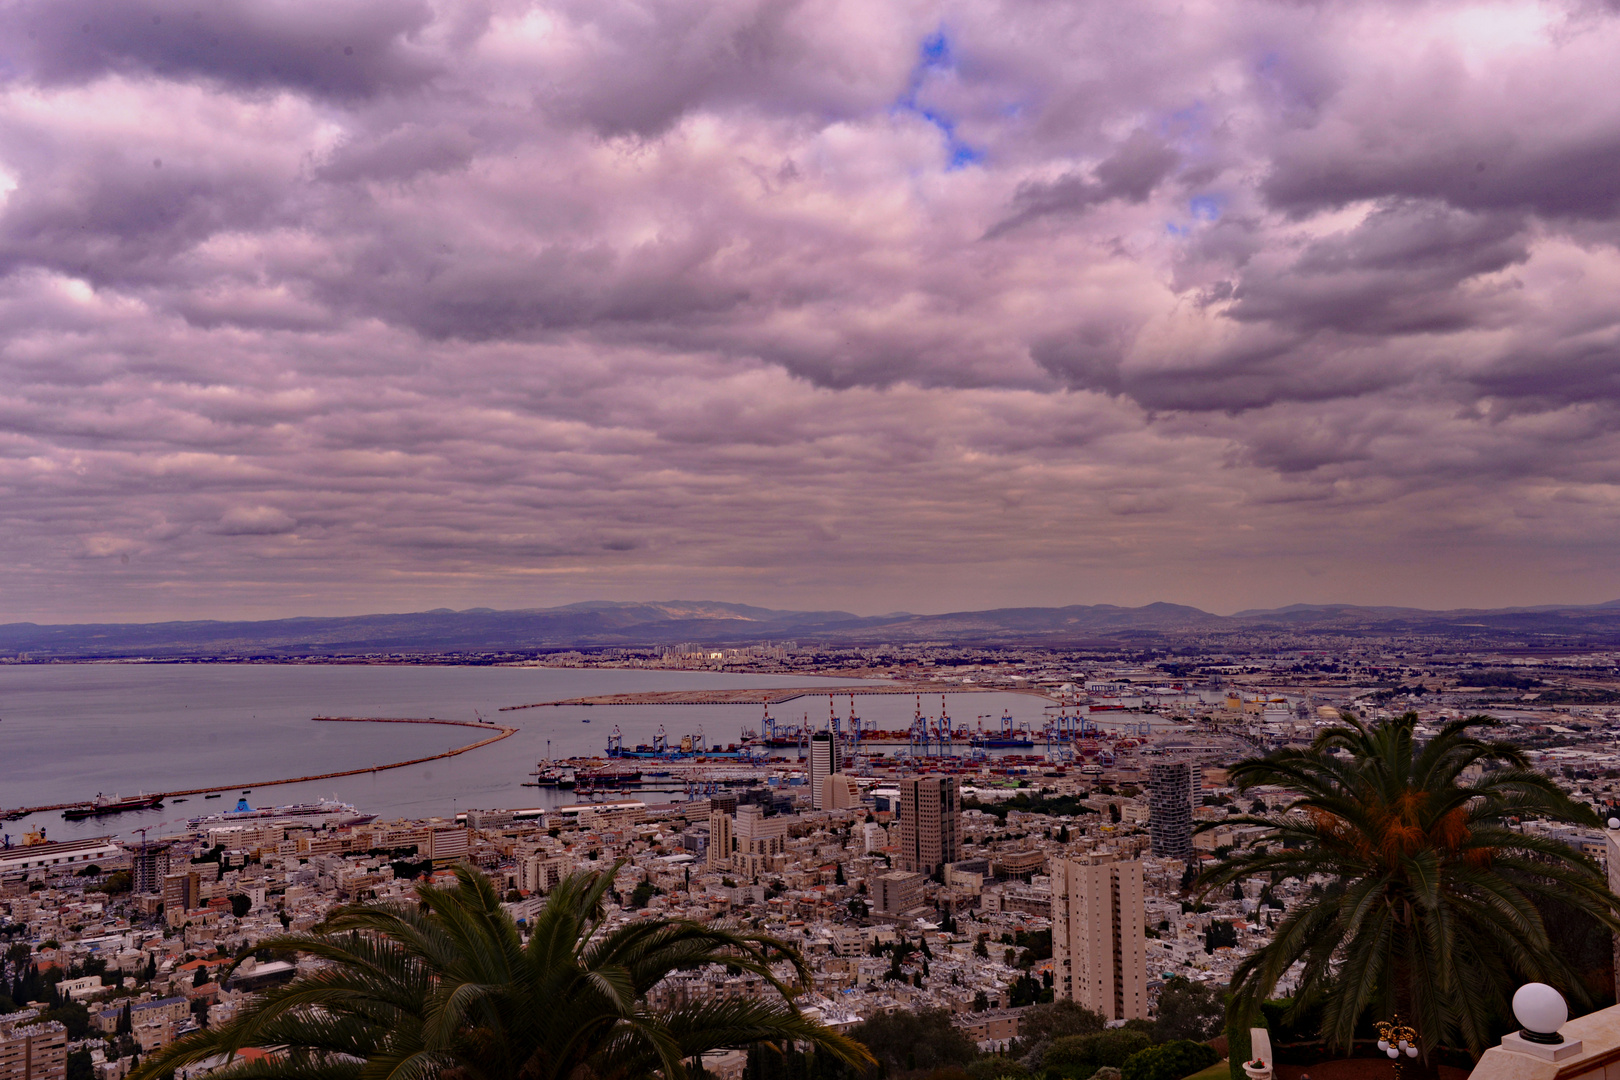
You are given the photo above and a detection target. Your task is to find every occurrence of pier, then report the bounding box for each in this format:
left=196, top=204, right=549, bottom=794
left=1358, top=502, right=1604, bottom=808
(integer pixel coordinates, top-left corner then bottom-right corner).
left=0, top=716, right=517, bottom=819
left=499, top=683, right=1046, bottom=710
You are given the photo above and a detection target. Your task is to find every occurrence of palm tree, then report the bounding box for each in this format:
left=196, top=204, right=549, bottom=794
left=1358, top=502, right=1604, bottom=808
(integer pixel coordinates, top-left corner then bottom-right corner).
left=1197, top=712, right=1620, bottom=1062
left=133, top=863, right=873, bottom=1080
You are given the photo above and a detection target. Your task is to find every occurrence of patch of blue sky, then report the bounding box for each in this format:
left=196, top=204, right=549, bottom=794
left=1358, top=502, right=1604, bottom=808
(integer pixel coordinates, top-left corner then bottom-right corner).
left=1166, top=196, right=1222, bottom=238
left=895, top=27, right=984, bottom=172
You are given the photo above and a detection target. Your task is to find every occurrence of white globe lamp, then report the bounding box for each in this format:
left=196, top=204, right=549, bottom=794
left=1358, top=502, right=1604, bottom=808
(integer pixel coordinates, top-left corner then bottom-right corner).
left=1513, top=983, right=1568, bottom=1045
left=1608, top=817, right=1619, bottom=830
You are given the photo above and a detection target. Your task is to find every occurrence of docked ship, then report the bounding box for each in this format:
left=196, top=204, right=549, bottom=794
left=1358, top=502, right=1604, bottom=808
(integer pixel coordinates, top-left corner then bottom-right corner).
left=528, top=764, right=577, bottom=788
left=187, top=798, right=375, bottom=828
left=61, top=793, right=163, bottom=820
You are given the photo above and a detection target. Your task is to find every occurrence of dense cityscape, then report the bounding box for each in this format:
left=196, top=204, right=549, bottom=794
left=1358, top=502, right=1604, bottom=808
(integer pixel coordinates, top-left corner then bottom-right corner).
left=7, top=638, right=1620, bottom=1080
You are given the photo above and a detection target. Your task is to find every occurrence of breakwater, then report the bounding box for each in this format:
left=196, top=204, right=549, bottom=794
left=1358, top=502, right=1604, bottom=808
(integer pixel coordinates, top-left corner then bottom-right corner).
left=498, top=684, right=1041, bottom=710
left=1, top=716, right=516, bottom=818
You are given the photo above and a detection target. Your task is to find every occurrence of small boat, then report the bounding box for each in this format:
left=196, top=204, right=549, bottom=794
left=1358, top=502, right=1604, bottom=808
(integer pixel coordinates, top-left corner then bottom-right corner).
left=205, top=794, right=222, bottom=799
left=173, top=798, right=188, bottom=803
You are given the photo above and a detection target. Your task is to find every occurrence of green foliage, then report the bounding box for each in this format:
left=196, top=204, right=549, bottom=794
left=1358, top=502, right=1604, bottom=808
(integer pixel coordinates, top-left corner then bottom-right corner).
left=1007, top=972, right=1049, bottom=1007
left=1119, top=1041, right=1219, bottom=1080
left=1202, top=922, right=1237, bottom=953
left=1152, top=978, right=1223, bottom=1043
left=961, top=793, right=1096, bottom=822
left=629, top=880, right=656, bottom=910
left=1018, top=1000, right=1105, bottom=1043
left=1198, top=712, right=1620, bottom=1059
left=850, top=1007, right=977, bottom=1074
left=388, top=857, right=433, bottom=880
left=130, top=863, right=872, bottom=1080
left=98, top=871, right=133, bottom=895
left=1222, top=1016, right=1252, bottom=1080
left=965, top=1058, right=1029, bottom=1080
left=67, top=1050, right=94, bottom=1080
left=228, top=894, right=252, bottom=918
left=1469, top=670, right=1541, bottom=689
left=41, top=1002, right=92, bottom=1039
left=1042, top=1030, right=1153, bottom=1075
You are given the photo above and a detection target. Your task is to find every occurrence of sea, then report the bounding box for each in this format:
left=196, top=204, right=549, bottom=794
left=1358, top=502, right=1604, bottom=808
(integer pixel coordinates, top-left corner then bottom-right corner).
left=0, top=664, right=1065, bottom=843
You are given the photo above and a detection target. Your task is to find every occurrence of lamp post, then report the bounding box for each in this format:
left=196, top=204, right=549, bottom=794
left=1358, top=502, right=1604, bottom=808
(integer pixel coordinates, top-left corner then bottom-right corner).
left=1513, top=982, right=1569, bottom=1044
left=1375, top=1014, right=1420, bottom=1075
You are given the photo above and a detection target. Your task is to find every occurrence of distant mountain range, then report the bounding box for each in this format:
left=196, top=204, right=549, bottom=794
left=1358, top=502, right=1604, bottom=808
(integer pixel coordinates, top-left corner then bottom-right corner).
left=4, top=598, right=1620, bottom=658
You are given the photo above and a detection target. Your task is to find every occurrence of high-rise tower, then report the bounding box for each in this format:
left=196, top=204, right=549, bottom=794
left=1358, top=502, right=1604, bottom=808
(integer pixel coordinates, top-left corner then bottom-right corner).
left=898, top=775, right=959, bottom=874
left=1149, top=762, right=1193, bottom=861
left=1051, top=852, right=1147, bottom=1020
left=809, top=730, right=843, bottom=810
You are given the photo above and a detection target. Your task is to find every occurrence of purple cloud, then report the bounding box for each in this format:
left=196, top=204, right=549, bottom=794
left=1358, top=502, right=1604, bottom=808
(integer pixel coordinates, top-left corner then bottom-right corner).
left=3, top=0, right=1620, bottom=620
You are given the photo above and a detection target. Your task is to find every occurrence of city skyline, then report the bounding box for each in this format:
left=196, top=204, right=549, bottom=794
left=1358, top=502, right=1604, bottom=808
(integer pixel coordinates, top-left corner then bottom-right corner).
left=5, top=0, right=1620, bottom=623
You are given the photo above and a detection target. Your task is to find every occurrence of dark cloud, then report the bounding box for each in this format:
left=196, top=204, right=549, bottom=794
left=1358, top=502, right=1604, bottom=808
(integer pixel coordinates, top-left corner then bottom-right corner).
left=0, top=0, right=441, bottom=101
left=1227, top=200, right=1531, bottom=335
left=985, top=130, right=1179, bottom=237
left=2, top=0, right=1620, bottom=619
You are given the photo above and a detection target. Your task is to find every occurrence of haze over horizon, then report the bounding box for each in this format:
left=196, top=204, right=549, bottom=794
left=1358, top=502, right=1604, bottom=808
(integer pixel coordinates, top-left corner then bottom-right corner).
left=4, top=0, right=1620, bottom=623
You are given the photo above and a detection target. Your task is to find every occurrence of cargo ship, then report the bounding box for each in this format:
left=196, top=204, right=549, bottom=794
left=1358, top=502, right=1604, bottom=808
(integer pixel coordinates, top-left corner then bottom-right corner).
left=61, top=793, right=164, bottom=820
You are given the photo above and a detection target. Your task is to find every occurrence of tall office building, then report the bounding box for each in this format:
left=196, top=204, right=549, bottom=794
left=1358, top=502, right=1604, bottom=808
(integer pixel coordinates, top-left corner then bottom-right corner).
left=1149, top=762, right=1193, bottom=861
left=898, top=775, right=959, bottom=874
left=1051, top=852, right=1147, bottom=1021
left=708, top=809, right=733, bottom=870
left=809, top=731, right=843, bottom=810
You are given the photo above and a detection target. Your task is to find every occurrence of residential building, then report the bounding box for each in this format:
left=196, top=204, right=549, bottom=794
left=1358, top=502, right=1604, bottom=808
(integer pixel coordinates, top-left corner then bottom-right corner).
left=821, top=773, right=861, bottom=811
left=1149, top=763, right=1192, bottom=862
left=162, top=871, right=200, bottom=916
left=733, top=805, right=786, bottom=857
left=1051, top=852, right=1147, bottom=1021
left=898, top=775, right=959, bottom=875
left=0, top=1022, right=66, bottom=1080
left=425, top=827, right=470, bottom=866
left=708, top=810, right=734, bottom=870
left=873, top=870, right=926, bottom=916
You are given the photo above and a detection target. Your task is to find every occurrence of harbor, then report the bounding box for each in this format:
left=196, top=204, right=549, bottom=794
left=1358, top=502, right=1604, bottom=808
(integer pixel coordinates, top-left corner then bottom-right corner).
left=1, top=716, right=517, bottom=822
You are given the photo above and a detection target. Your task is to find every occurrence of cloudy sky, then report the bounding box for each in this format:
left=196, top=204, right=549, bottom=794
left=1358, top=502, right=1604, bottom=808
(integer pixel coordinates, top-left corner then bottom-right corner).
left=3, top=0, right=1620, bottom=623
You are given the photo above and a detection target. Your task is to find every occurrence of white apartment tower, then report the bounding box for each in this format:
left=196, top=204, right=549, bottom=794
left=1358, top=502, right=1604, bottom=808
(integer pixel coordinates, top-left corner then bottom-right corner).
left=809, top=731, right=843, bottom=810
left=1051, top=851, right=1148, bottom=1021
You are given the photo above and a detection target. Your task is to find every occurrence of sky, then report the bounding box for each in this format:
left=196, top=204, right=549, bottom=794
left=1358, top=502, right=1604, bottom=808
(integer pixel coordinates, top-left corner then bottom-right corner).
left=3, top=0, right=1620, bottom=624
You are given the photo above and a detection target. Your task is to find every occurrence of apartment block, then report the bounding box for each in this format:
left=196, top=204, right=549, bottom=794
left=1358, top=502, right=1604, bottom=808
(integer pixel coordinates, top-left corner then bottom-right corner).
left=1051, top=852, right=1147, bottom=1021
left=0, top=1023, right=66, bottom=1080
left=708, top=810, right=734, bottom=870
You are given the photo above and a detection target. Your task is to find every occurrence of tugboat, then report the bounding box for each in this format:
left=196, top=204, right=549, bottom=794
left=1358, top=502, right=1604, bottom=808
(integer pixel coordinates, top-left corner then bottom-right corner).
left=61, top=793, right=164, bottom=820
